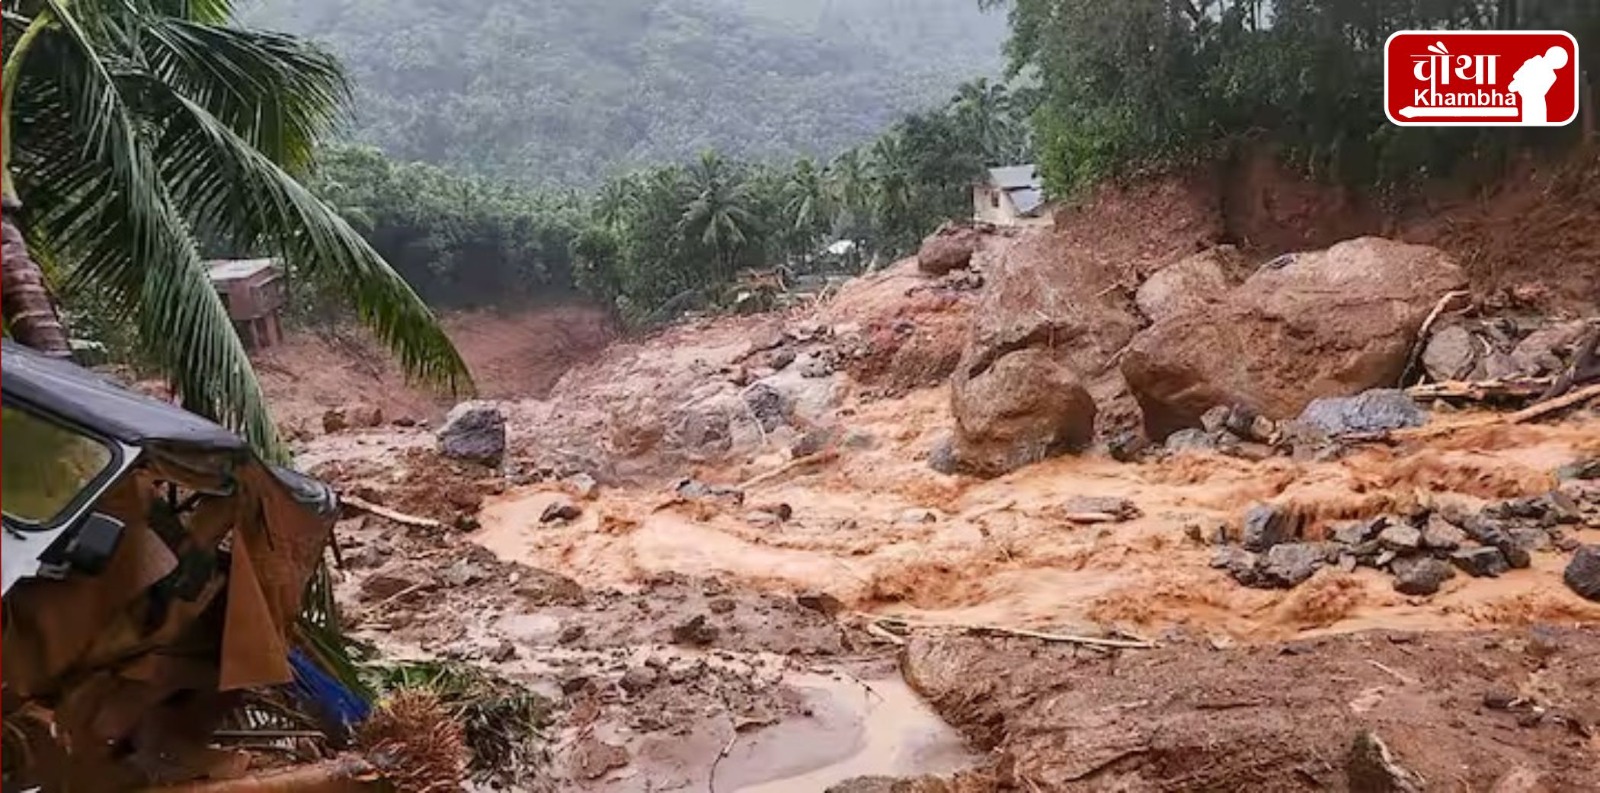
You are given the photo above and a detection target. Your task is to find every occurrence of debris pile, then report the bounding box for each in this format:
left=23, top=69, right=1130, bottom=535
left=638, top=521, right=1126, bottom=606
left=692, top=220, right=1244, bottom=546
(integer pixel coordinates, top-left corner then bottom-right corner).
left=1214, top=485, right=1599, bottom=597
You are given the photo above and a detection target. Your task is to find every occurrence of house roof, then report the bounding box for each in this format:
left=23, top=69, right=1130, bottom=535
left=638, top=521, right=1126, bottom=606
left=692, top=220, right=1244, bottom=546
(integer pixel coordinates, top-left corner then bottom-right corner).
left=984, top=165, right=1049, bottom=217
left=206, top=258, right=279, bottom=283
left=987, top=165, right=1040, bottom=191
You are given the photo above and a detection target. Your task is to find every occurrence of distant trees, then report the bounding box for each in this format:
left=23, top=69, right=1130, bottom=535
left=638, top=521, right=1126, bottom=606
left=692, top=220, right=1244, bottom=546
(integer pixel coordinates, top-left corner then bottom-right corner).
left=986, top=0, right=1600, bottom=194
left=299, top=71, right=1036, bottom=328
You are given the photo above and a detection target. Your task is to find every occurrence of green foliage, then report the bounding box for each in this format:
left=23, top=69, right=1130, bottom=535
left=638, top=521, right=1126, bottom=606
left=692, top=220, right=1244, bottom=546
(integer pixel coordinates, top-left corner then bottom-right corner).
left=240, top=0, right=1010, bottom=188
left=991, top=0, right=1600, bottom=196
left=3, top=0, right=471, bottom=461
left=304, top=145, right=586, bottom=310
left=566, top=87, right=1023, bottom=324
left=365, top=660, right=554, bottom=786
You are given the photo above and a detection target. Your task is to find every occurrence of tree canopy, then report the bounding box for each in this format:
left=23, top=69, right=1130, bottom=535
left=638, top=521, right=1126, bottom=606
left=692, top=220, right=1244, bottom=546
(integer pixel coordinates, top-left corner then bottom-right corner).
left=240, top=0, right=1010, bottom=187
left=985, top=0, right=1600, bottom=194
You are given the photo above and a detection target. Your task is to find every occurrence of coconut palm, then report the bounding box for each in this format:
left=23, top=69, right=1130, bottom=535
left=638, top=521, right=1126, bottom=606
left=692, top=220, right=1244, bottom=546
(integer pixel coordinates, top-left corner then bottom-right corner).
left=679, top=150, right=758, bottom=281
left=949, top=77, right=1025, bottom=164
left=1, top=0, right=470, bottom=460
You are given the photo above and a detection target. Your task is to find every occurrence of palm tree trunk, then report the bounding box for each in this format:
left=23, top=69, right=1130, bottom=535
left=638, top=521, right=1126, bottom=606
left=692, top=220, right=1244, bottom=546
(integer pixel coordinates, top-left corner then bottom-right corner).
left=2, top=195, right=73, bottom=357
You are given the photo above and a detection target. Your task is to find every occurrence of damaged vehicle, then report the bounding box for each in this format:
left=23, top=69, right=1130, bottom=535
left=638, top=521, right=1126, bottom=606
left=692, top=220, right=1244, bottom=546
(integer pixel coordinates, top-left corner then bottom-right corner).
left=1, top=340, right=363, bottom=790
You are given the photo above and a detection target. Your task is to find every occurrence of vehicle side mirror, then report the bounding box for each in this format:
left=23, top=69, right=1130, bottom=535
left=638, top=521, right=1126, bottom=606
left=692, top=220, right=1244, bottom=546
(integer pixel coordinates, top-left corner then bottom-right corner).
left=64, top=512, right=126, bottom=576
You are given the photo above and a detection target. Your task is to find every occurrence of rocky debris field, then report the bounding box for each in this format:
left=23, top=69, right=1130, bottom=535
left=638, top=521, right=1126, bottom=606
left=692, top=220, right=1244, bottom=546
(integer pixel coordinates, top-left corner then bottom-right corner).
left=303, top=216, right=1600, bottom=790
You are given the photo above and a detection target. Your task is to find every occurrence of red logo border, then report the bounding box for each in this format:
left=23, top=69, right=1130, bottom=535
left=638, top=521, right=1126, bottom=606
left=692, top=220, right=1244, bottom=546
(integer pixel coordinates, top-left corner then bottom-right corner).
left=1384, top=29, right=1581, bottom=128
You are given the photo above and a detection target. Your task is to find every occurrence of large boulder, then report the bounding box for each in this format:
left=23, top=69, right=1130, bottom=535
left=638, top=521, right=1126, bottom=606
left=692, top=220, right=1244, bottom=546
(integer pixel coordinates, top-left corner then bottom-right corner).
left=438, top=401, right=507, bottom=465
left=1134, top=246, right=1243, bottom=323
left=944, top=231, right=1139, bottom=475
left=1120, top=238, right=1467, bottom=439
left=948, top=348, right=1097, bottom=477
left=916, top=223, right=985, bottom=276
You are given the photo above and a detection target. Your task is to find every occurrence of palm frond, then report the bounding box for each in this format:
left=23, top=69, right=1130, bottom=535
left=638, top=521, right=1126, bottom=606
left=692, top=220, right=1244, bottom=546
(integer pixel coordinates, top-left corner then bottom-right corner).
left=14, top=0, right=285, bottom=455
left=139, top=17, right=347, bottom=171
left=140, top=80, right=472, bottom=393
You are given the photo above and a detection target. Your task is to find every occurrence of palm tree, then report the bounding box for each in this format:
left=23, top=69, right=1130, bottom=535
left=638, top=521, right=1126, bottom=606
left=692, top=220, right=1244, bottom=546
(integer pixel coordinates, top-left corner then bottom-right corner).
left=949, top=77, right=1024, bottom=165
left=783, top=158, right=830, bottom=247
left=1, top=0, right=470, bottom=459
left=868, top=133, right=916, bottom=248
left=679, top=150, right=758, bottom=281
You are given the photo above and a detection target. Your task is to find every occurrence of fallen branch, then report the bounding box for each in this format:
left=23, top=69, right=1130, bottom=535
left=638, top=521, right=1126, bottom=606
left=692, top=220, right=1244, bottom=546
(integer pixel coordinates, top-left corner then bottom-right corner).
left=864, top=621, right=906, bottom=647
left=341, top=495, right=444, bottom=530
left=738, top=449, right=840, bottom=490
left=1508, top=381, right=1600, bottom=424
left=708, top=733, right=739, bottom=793
left=1398, top=289, right=1471, bottom=387
left=1401, top=292, right=1472, bottom=388
left=1406, top=376, right=1553, bottom=402
left=1366, top=659, right=1419, bottom=686
left=1062, top=511, right=1122, bottom=525
left=863, top=614, right=1157, bottom=650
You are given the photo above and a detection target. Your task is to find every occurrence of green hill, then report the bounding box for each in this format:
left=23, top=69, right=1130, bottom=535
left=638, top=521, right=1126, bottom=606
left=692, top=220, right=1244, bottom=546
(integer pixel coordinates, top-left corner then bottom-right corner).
left=242, top=0, right=1008, bottom=186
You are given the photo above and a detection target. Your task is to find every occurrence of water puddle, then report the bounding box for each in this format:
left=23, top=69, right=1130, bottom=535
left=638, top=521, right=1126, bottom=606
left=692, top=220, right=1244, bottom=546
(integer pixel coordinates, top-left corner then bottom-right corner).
left=717, top=673, right=979, bottom=792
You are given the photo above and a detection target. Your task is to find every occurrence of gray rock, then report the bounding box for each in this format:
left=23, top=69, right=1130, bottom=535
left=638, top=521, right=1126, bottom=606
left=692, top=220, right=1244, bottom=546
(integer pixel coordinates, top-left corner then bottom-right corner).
left=1374, top=550, right=1398, bottom=569
left=743, top=383, right=788, bottom=432
left=767, top=348, right=797, bottom=371
left=797, top=352, right=835, bottom=379
left=541, top=499, right=582, bottom=524
left=1331, top=518, right=1385, bottom=547
left=1451, top=547, right=1510, bottom=578
left=1564, top=546, right=1600, bottom=601
left=1201, top=404, right=1232, bottom=434
left=1298, top=389, right=1426, bottom=436
left=896, top=508, right=938, bottom=525
left=567, top=472, right=600, bottom=500
left=1241, top=503, right=1298, bottom=552
left=928, top=435, right=960, bottom=474
left=1064, top=496, right=1141, bottom=521
left=675, top=479, right=745, bottom=507
left=841, top=430, right=878, bottom=450
left=619, top=665, right=660, bottom=694
left=1165, top=428, right=1219, bottom=453
left=1107, top=430, right=1147, bottom=463
left=1556, top=458, right=1600, bottom=482
left=1262, top=543, right=1329, bottom=588
left=1392, top=556, right=1454, bottom=596
left=438, top=401, right=507, bottom=465
left=1347, top=730, right=1424, bottom=793
left=1508, top=528, right=1551, bottom=553
left=1378, top=524, right=1423, bottom=552
left=1422, top=324, right=1478, bottom=382
left=1212, top=546, right=1262, bottom=587
left=1463, top=513, right=1531, bottom=569
left=1420, top=515, right=1467, bottom=551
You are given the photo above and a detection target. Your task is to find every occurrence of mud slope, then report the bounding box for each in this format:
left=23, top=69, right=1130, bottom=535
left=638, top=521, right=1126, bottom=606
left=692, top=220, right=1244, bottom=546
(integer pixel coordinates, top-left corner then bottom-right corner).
left=257, top=303, right=613, bottom=428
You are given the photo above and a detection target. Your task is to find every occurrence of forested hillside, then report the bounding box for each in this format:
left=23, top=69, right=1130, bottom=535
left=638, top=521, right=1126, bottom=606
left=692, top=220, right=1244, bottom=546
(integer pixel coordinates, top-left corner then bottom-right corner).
left=242, top=0, right=1009, bottom=186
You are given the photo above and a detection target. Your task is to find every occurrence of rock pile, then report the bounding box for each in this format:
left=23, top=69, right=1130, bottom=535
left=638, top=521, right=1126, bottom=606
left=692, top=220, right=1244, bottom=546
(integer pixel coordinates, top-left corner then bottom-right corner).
left=1214, top=491, right=1588, bottom=596
left=1161, top=389, right=1428, bottom=461
left=1422, top=317, right=1595, bottom=383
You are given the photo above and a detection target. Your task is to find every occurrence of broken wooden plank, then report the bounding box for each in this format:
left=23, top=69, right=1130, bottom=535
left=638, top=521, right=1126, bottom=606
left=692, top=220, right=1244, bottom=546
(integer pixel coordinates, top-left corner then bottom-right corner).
left=340, top=495, right=443, bottom=530
left=864, top=614, right=1157, bottom=650
left=1509, top=381, right=1600, bottom=424
left=1406, top=377, right=1553, bottom=402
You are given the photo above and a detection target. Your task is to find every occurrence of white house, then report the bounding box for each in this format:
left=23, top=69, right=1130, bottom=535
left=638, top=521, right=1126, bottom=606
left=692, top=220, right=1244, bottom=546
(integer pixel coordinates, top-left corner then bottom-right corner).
left=973, top=164, right=1052, bottom=226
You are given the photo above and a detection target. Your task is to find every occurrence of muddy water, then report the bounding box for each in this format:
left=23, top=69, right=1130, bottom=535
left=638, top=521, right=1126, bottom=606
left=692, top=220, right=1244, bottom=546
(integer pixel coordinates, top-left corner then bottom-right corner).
left=475, top=410, right=1600, bottom=644
left=718, top=674, right=979, bottom=792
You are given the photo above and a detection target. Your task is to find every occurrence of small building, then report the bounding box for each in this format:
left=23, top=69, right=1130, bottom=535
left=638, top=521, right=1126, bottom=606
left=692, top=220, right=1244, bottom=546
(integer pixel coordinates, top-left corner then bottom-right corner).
left=206, top=258, right=287, bottom=351
left=973, top=164, right=1053, bottom=227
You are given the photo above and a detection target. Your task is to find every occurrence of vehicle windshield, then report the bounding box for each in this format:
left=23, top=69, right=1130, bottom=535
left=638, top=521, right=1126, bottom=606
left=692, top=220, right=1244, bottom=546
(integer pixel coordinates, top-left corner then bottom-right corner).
left=2, top=405, right=117, bottom=529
